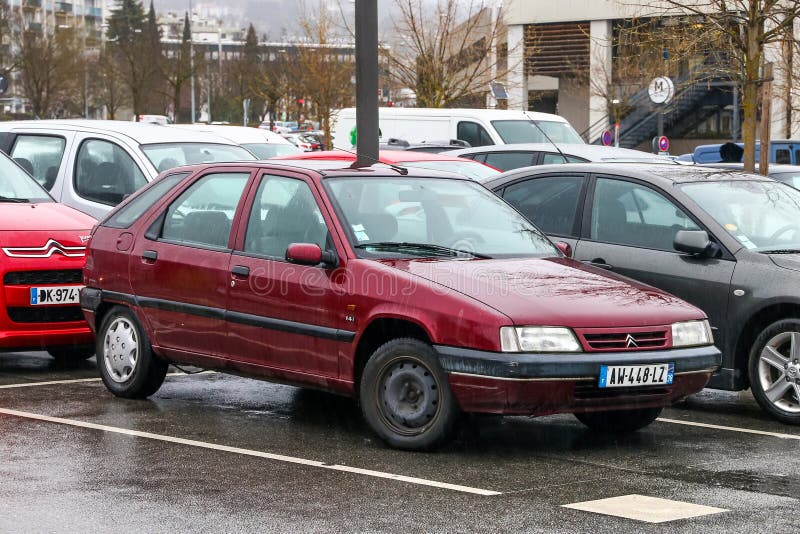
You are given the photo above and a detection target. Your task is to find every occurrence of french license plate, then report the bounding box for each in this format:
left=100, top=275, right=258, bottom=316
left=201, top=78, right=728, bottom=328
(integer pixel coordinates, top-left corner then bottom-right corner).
left=29, top=286, right=82, bottom=306
left=598, top=363, right=674, bottom=388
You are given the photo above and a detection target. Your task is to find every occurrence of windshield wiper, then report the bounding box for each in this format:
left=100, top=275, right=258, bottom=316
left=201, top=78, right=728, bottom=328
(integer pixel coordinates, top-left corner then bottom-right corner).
left=759, top=249, right=800, bottom=254
left=0, top=196, right=28, bottom=203
left=354, top=241, right=492, bottom=259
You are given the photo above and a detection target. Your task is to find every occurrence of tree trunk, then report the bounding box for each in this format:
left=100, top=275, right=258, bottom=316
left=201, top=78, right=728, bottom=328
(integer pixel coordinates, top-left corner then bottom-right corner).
left=742, top=20, right=762, bottom=173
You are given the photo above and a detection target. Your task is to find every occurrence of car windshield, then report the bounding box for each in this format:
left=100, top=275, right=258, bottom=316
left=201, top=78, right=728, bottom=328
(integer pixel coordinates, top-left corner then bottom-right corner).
left=0, top=152, right=52, bottom=203
left=242, top=143, right=303, bottom=159
left=140, top=142, right=255, bottom=172
left=770, top=171, right=800, bottom=190
left=491, top=120, right=584, bottom=144
left=399, top=160, right=500, bottom=180
left=680, top=180, right=800, bottom=252
left=325, top=176, right=557, bottom=258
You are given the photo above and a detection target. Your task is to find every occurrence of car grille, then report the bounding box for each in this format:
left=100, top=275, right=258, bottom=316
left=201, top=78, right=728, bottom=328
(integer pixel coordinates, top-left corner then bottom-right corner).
left=3, top=270, right=83, bottom=285
left=6, top=306, right=85, bottom=323
left=577, top=327, right=670, bottom=351
left=573, top=381, right=671, bottom=400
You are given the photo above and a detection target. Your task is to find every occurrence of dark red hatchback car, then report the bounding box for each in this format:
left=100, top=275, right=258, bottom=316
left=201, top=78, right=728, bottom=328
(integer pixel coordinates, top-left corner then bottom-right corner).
left=81, top=161, right=720, bottom=450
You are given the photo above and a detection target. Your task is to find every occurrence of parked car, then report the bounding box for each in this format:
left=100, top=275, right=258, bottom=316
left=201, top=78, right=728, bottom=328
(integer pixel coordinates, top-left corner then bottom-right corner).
left=333, top=107, right=584, bottom=148
left=448, top=143, right=674, bottom=172
left=379, top=138, right=471, bottom=153
left=699, top=162, right=800, bottom=189
left=81, top=160, right=719, bottom=449
left=282, top=133, right=322, bottom=151
left=483, top=162, right=800, bottom=424
left=0, top=151, right=96, bottom=362
left=273, top=149, right=500, bottom=181
left=677, top=140, right=800, bottom=164
left=170, top=124, right=302, bottom=159
left=0, top=120, right=256, bottom=219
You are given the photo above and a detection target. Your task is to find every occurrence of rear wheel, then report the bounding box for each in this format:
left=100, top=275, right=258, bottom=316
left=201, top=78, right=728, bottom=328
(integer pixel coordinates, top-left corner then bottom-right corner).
left=47, top=346, right=94, bottom=364
left=574, top=407, right=662, bottom=433
left=97, top=306, right=167, bottom=399
left=749, top=319, right=800, bottom=424
left=360, top=338, right=459, bottom=450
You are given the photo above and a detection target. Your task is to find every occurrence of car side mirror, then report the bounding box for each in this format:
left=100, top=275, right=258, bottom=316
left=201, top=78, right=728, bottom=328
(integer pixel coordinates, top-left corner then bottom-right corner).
left=555, top=241, right=572, bottom=258
left=674, top=230, right=720, bottom=258
left=285, top=243, right=337, bottom=267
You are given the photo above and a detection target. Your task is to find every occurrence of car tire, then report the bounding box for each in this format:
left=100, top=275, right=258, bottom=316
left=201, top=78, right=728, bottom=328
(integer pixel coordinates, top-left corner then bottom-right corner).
left=748, top=319, right=800, bottom=424
left=47, top=346, right=95, bottom=364
left=97, top=306, right=168, bottom=399
left=360, top=338, right=459, bottom=450
left=574, top=407, right=662, bottom=433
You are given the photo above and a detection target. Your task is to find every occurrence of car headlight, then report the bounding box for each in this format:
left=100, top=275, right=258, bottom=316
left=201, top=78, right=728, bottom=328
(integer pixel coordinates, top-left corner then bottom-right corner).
left=500, top=326, right=582, bottom=353
left=672, top=320, right=713, bottom=347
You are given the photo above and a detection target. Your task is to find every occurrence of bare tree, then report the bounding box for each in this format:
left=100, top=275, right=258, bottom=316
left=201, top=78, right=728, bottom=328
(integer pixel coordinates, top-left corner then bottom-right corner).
left=385, top=0, right=511, bottom=108
left=91, top=47, right=128, bottom=120
left=17, top=28, right=82, bottom=118
left=162, top=12, right=193, bottom=122
left=651, top=1, right=800, bottom=171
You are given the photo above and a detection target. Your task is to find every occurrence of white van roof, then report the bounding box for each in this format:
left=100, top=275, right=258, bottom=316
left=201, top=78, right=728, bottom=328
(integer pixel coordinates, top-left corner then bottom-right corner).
left=334, top=107, right=571, bottom=123
left=169, top=124, right=293, bottom=145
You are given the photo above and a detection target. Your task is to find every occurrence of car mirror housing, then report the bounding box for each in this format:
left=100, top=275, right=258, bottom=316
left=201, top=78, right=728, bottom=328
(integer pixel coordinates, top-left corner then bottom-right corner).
left=555, top=241, right=572, bottom=258
left=285, top=243, right=337, bottom=267
left=674, top=230, right=720, bottom=258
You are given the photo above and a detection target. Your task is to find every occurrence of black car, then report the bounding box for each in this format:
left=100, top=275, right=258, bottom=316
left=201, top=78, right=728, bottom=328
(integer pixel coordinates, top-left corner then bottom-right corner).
left=483, top=163, right=800, bottom=424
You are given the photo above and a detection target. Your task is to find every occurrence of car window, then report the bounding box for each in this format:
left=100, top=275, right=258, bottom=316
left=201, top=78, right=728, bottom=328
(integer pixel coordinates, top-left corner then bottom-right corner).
left=795, top=149, right=800, bottom=164
left=103, top=173, right=189, bottom=229
left=591, top=177, right=699, bottom=251
left=0, top=151, right=53, bottom=202
left=243, top=175, right=329, bottom=258
left=491, top=120, right=584, bottom=144
left=140, top=142, right=255, bottom=172
left=771, top=172, right=800, bottom=189
left=161, top=172, right=250, bottom=248
left=9, top=135, right=66, bottom=191
left=482, top=152, right=535, bottom=172
left=502, top=175, right=584, bottom=237
left=776, top=149, right=791, bottom=165
left=456, top=121, right=494, bottom=147
left=541, top=152, right=588, bottom=164
left=241, top=143, right=302, bottom=159
left=74, top=139, right=148, bottom=206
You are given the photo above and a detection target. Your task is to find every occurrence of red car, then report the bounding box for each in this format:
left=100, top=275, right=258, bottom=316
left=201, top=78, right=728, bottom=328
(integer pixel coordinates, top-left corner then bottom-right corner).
left=81, top=161, right=720, bottom=450
left=273, top=149, right=500, bottom=180
left=1, top=154, right=96, bottom=362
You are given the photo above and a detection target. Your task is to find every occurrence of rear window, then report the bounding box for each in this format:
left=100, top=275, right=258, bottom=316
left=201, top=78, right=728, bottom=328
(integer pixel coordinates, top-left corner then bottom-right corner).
left=140, top=143, right=255, bottom=172
left=102, top=173, right=188, bottom=228
left=242, top=143, right=302, bottom=159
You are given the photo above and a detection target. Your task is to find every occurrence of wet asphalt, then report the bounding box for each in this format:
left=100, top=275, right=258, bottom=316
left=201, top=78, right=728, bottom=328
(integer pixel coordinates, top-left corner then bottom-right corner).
left=1, top=352, right=798, bottom=533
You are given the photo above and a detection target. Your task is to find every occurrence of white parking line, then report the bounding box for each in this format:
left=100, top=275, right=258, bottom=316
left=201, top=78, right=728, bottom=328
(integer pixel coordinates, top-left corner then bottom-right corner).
left=0, top=371, right=214, bottom=390
left=0, top=407, right=501, bottom=496
left=657, top=417, right=800, bottom=440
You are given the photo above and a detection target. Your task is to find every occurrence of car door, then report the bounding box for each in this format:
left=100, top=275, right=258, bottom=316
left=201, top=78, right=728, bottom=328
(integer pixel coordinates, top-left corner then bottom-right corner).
left=129, top=169, right=253, bottom=361
left=497, top=173, right=589, bottom=251
left=573, top=175, right=735, bottom=349
left=225, top=170, right=348, bottom=380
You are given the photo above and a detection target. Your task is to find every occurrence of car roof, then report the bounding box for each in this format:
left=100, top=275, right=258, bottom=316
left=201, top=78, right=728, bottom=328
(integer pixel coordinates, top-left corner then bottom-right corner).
left=447, top=143, right=668, bottom=162
left=169, top=124, right=292, bottom=145
left=0, top=119, right=241, bottom=145
left=165, top=159, right=471, bottom=180
left=701, top=162, right=800, bottom=173
left=482, top=162, right=777, bottom=188
left=272, top=149, right=474, bottom=164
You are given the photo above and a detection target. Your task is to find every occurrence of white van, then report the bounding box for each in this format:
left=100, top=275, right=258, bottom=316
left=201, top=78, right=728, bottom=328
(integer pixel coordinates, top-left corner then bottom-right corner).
left=332, top=108, right=584, bottom=149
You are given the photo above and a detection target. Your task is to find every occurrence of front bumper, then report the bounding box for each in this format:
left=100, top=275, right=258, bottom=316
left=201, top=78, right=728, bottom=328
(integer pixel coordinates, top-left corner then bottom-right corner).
left=435, top=344, right=721, bottom=416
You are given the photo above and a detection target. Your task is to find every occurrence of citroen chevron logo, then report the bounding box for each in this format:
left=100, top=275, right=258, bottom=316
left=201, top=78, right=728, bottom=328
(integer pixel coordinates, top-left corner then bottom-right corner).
left=625, top=334, right=639, bottom=348
left=2, top=239, right=86, bottom=258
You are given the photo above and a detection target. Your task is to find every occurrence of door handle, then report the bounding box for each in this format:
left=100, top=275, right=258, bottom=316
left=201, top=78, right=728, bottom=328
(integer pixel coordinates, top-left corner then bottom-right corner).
left=587, top=258, right=613, bottom=270
left=231, top=265, right=250, bottom=278
left=141, top=250, right=158, bottom=263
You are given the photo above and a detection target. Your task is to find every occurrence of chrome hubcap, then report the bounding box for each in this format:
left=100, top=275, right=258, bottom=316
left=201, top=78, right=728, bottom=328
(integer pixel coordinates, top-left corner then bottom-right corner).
left=379, top=358, right=439, bottom=434
left=103, top=317, right=139, bottom=383
left=758, top=331, right=800, bottom=413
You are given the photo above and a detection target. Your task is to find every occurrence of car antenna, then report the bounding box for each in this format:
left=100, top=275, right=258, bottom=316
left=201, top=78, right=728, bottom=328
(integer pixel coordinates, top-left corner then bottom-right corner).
left=332, top=145, right=409, bottom=175
left=529, top=120, right=570, bottom=163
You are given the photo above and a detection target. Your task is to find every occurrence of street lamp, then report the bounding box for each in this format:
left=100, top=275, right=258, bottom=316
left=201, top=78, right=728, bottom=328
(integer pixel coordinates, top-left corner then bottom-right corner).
left=189, top=0, right=196, bottom=123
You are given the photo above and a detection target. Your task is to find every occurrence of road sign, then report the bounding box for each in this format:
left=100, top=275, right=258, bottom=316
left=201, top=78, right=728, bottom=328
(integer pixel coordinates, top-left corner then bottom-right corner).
left=658, top=135, right=670, bottom=152
left=601, top=129, right=613, bottom=146
left=648, top=77, right=675, bottom=104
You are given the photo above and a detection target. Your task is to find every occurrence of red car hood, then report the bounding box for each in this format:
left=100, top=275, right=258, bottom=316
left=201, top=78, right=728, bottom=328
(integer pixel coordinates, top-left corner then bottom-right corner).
left=376, top=257, right=705, bottom=328
left=0, top=202, right=95, bottom=232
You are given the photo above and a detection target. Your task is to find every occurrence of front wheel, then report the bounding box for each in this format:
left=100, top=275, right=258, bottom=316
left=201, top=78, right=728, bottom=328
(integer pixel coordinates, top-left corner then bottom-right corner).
left=360, top=338, right=459, bottom=450
left=574, top=407, right=662, bottom=433
left=749, top=319, right=800, bottom=424
left=97, top=306, right=168, bottom=399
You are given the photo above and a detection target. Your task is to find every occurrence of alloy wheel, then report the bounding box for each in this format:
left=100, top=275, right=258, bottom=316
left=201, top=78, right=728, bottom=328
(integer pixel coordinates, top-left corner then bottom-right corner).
left=757, top=331, right=800, bottom=413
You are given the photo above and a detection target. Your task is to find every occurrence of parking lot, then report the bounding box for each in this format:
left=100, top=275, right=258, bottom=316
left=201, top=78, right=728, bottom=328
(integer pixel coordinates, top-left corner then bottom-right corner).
left=1, top=352, right=797, bottom=532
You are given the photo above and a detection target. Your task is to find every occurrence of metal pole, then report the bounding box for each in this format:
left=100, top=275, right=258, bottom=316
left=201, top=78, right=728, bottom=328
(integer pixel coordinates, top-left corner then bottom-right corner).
left=354, top=0, right=379, bottom=166
left=732, top=83, right=739, bottom=142
left=189, top=0, right=196, bottom=124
